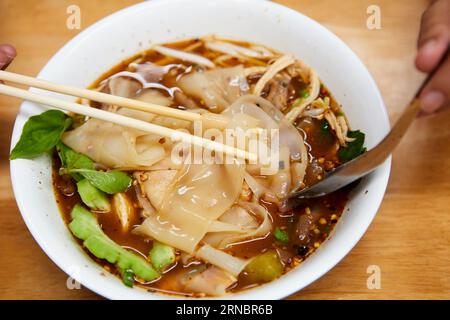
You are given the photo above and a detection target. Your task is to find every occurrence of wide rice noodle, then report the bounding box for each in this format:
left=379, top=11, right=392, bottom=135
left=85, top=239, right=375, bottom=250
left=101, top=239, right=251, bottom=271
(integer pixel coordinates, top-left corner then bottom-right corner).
left=204, top=202, right=272, bottom=249
left=134, top=161, right=245, bottom=253
left=62, top=118, right=166, bottom=170
left=154, top=45, right=215, bottom=68
left=205, top=40, right=274, bottom=60
left=178, top=65, right=249, bottom=112
left=196, top=244, right=250, bottom=277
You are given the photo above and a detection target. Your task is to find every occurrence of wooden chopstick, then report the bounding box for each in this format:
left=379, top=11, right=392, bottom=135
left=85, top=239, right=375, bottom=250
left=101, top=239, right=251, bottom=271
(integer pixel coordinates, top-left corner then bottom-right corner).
left=0, top=84, right=257, bottom=162
left=0, top=70, right=229, bottom=129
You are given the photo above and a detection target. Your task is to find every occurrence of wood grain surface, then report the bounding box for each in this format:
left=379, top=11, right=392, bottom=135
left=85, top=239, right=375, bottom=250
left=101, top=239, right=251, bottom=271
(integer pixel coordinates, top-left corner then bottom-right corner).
left=1, top=0, right=449, bottom=300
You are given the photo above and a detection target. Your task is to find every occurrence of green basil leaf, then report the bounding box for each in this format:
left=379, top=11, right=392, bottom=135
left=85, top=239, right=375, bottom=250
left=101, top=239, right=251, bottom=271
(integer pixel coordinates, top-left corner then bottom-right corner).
left=56, top=143, right=95, bottom=181
left=67, top=168, right=132, bottom=194
left=10, top=110, right=72, bottom=160
left=56, top=143, right=94, bottom=170
left=338, top=130, right=366, bottom=163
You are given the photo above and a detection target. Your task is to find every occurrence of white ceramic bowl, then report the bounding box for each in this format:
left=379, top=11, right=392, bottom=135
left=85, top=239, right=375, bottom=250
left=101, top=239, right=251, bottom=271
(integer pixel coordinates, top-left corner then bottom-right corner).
left=10, top=0, right=390, bottom=299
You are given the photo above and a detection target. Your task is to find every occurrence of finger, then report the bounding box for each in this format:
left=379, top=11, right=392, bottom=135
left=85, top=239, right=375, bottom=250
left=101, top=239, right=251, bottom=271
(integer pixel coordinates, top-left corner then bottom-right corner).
left=415, top=38, right=448, bottom=72
left=415, top=0, right=450, bottom=72
left=0, top=44, right=17, bottom=70
left=420, top=52, right=450, bottom=113
left=417, top=104, right=449, bottom=117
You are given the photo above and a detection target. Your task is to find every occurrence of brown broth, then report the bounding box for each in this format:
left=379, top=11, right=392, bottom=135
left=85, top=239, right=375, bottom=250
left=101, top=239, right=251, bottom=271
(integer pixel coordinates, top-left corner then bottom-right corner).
left=53, top=38, right=354, bottom=297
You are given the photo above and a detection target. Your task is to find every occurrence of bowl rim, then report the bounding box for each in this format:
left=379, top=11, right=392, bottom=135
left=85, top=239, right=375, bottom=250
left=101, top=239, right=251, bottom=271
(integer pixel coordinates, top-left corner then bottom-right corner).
left=9, top=0, right=391, bottom=300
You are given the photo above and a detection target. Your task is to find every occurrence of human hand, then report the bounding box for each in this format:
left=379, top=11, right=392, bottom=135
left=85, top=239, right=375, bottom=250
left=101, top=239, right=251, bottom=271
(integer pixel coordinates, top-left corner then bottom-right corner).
left=0, top=44, right=16, bottom=71
left=415, top=0, right=450, bottom=115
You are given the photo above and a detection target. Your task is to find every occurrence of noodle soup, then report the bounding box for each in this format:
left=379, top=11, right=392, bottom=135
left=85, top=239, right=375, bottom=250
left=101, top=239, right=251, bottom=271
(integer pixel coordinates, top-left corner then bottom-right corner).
left=14, top=36, right=367, bottom=297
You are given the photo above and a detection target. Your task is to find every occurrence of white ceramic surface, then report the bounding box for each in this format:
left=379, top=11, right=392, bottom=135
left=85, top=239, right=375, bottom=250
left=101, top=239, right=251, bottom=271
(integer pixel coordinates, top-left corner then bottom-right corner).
left=10, top=0, right=391, bottom=299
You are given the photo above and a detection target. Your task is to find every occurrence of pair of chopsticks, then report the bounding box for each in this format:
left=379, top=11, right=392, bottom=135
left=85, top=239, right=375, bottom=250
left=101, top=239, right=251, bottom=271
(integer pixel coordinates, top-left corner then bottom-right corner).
left=0, top=70, right=257, bottom=162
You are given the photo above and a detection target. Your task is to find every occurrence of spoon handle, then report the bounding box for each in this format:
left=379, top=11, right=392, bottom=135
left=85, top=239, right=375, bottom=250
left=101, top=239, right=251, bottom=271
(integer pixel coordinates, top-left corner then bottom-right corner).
left=290, top=46, right=449, bottom=200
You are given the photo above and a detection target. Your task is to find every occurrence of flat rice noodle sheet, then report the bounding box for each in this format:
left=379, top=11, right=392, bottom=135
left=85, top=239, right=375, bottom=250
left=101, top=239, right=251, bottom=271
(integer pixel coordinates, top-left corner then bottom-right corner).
left=177, top=65, right=249, bottom=112
left=204, top=202, right=272, bottom=249
left=108, top=76, right=141, bottom=98
left=62, top=79, right=184, bottom=169
left=62, top=119, right=165, bottom=170
left=195, top=244, right=249, bottom=277
left=116, top=88, right=174, bottom=123
left=134, top=161, right=245, bottom=253
left=224, top=95, right=305, bottom=162
left=110, top=79, right=190, bottom=129
left=223, top=95, right=308, bottom=198
left=140, top=170, right=179, bottom=210
left=116, top=87, right=190, bottom=129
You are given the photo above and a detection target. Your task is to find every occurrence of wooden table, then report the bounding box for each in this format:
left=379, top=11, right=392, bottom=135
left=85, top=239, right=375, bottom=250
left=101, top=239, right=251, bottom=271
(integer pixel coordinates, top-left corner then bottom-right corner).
left=0, top=0, right=448, bottom=300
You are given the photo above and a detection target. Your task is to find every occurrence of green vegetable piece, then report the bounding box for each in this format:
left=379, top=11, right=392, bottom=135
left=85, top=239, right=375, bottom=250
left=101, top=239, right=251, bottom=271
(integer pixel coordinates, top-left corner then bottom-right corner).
left=149, top=241, right=176, bottom=271
left=338, top=130, right=366, bottom=163
left=244, top=250, right=283, bottom=283
left=274, top=228, right=289, bottom=243
left=65, top=168, right=132, bottom=194
left=76, top=179, right=111, bottom=211
left=299, top=88, right=310, bottom=98
left=10, top=110, right=72, bottom=160
left=68, top=204, right=160, bottom=282
left=57, top=143, right=94, bottom=170
left=121, top=269, right=135, bottom=287
left=57, top=143, right=95, bottom=181
left=57, top=144, right=130, bottom=194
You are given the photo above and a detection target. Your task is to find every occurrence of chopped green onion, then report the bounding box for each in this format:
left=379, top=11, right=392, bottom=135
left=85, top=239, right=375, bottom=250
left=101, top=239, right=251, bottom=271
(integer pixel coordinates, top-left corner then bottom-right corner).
left=274, top=228, right=289, bottom=243
left=288, top=89, right=310, bottom=112
left=122, top=269, right=135, bottom=287
left=299, top=89, right=310, bottom=98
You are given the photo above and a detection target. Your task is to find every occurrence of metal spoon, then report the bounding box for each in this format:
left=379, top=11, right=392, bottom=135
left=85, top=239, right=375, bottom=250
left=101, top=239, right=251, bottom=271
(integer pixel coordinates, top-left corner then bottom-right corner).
left=288, top=47, right=448, bottom=203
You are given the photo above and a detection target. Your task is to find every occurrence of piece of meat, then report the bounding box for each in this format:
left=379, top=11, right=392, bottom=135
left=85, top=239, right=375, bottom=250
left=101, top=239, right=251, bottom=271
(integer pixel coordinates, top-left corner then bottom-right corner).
left=266, top=74, right=290, bottom=111
left=56, top=174, right=76, bottom=197
left=293, top=212, right=313, bottom=246
left=286, top=62, right=309, bottom=83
